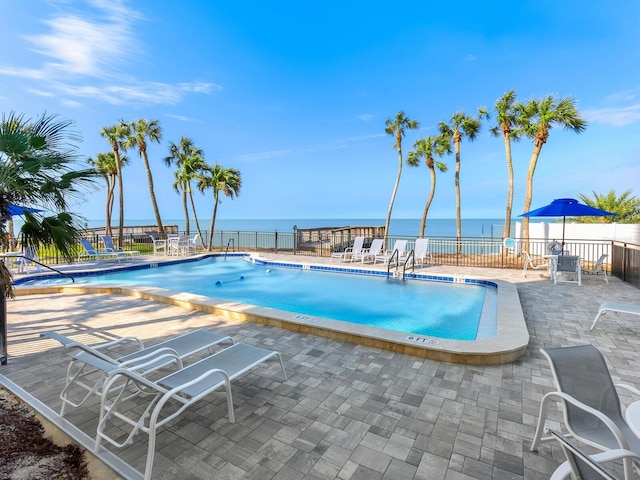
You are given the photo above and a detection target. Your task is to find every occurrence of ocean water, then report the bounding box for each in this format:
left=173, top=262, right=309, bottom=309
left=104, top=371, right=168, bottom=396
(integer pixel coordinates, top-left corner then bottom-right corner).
left=84, top=218, right=517, bottom=239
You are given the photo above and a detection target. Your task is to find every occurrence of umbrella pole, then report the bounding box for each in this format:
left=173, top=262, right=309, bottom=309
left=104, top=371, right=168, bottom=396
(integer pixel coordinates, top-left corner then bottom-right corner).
left=561, top=216, right=566, bottom=246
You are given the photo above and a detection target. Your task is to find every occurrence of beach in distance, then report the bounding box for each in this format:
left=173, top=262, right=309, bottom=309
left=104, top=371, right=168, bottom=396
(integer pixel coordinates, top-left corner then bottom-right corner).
left=84, top=218, right=540, bottom=239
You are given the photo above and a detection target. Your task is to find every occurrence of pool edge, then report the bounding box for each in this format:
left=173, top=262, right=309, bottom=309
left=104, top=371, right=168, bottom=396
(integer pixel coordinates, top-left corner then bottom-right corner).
left=13, top=257, right=529, bottom=365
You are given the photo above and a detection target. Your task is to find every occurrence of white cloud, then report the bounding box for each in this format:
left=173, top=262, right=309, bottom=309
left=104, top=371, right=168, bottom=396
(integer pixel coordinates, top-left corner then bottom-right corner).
left=1, top=1, right=220, bottom=107
left=166, top=114, right=204, bottom=123
left=583, top=104, right=640, bottom=127
left=357, top=114, right=374, bottom=121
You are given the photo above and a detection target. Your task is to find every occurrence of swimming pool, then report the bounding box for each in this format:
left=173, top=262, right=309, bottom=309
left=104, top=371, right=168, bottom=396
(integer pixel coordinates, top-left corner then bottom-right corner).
left=17, top=254, right=529, bottom=364
left=30, top=257, right=494, bottom=341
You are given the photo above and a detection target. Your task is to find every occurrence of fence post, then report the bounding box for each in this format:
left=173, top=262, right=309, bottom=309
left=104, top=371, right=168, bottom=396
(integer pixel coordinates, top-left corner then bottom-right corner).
left=293, top=226, right=297, bottom=255
left=275, top=230, right=278, bottom=253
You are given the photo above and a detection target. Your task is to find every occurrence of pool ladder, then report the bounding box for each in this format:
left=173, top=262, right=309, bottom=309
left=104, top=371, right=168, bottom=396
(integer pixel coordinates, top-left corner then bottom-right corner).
left=223, top=238, right=234, bottom=260
left=386, top=249, right=415, bottom=280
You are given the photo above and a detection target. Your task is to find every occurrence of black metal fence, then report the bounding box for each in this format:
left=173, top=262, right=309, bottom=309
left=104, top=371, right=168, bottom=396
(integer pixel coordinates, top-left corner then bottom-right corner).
left=6, top=229, right=635, bottom=285
left=611, top=241, right=640, bottom=288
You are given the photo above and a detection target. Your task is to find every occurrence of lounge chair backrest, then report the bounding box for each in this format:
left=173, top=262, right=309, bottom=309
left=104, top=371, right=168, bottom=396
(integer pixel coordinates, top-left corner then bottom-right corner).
left=414, top=238, right=428, bottom=255
left=594, top=254, right=608, bottom=271
left=368, top=238, right=384, bottom=254
left=542, top=345, right=625, bottom=439
left=391, top=240, right=407, bottom=255
left=80, top=239, right=97, bottom=254
left=352, top=236, right=365, bottom=254
left=101, top=235, right=118, bottom=252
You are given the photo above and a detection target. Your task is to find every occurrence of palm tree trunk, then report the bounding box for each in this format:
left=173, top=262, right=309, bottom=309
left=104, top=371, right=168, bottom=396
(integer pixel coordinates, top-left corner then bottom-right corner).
left=419, top=166, right=437, bottom=238
left=503, top=134, right=514, bottom=252
left=114, top=150, right=124, bottom=248
left=141, top=151, right=164, bottom=234
left=522, top=144, right=543, bottom=251
left=7, top=219, right=16, bottom=250
left=188, top=189, right=204, bottom=243
left=181, top=187, right=190, bottom=236
left=454, top=140, right=462, bottom=254
left=207, top=194, right=219, bottom=252
left=384, top=149, right=403, bottom=241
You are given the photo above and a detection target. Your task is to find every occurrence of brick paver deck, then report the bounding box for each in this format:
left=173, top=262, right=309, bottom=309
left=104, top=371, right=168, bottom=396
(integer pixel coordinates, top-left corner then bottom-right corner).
left=2, top=255, right=639, bottom=479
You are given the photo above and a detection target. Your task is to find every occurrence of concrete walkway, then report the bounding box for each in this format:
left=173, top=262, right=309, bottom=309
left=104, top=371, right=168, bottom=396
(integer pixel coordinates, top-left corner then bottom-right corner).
left=2, top=255, right=640, bottom=479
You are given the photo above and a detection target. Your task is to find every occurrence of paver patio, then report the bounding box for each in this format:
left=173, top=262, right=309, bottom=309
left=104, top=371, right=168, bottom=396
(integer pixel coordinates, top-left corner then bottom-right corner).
left=2, top=256, right=639, bottom=479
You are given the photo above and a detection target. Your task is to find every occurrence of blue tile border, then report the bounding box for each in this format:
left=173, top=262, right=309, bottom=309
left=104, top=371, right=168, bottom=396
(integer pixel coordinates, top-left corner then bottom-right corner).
left=15, top=253, right=498, bottom=291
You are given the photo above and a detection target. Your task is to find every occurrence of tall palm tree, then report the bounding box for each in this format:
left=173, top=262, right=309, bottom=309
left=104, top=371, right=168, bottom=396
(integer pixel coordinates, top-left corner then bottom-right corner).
left=122, top=119, right=164, bottom=233
left=100, top=122, right=129, bottom=247
left=406, top=135, right=450, bottom=237
left=384, top=111, right=419, bottom=240
left=578, top=189, right=640, bottom=223
left=197, top=164, right=242, bottom=251
left=1, top=111, right=96, bottom=364
left=164, top=137, right=204, bottom=236
left=481, top=90, right=522, bottom=241
left=517, top=95, right=587, bottom=246
left=87, top=152, right=129, bottom=237
left=439, top=112, right=481, bottom=253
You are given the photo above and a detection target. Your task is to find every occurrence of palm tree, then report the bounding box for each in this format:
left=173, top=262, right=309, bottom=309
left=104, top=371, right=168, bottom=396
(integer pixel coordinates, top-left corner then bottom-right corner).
left=1, top=111, right=96, bottom=364
left=406, top=135, right=450, bottom=237
left=481, top=90, right=522, bottom=241
left=122, top=119, right=164, bottom=234
left=197, top=164, right=242, bottom=251
left=577, top=189, right=640, bottom=223
left=87, top=152, right=128, bottom=237
left=164, top=137, right=204, bottom=236
left=384, top=111, right=419, bottom=241
left=439, top=112, right=481, bottom=253
left=100, top=122, right=130, bottom=247
left=518, top=95, right=587, bottom=245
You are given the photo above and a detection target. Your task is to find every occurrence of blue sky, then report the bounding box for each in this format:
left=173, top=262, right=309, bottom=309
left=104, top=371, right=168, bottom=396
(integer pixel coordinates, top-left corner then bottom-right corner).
left=1, top=0, right=639, bottom=224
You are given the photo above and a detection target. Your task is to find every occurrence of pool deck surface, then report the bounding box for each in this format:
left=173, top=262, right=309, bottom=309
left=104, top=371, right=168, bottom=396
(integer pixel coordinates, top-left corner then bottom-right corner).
left=2, top=253, right=640, bottom=479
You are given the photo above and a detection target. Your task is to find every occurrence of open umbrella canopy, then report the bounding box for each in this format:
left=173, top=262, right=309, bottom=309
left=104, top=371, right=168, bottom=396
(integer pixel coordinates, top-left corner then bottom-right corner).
left=6, top=203, right=42, bottom=216
left=519, top=198, right=616, bottom=245
left=520, top=198, right=616, bottom=219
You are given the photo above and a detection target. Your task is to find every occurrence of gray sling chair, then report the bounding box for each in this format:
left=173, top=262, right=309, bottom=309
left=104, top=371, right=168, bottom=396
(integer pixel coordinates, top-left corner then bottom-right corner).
left=93, top=342, right=287, bottom=480
left=531, top=345, right=640, bottom=480
left=41, top=329, right=234, bottom=416
left=547, top=428, right=640, bottom=480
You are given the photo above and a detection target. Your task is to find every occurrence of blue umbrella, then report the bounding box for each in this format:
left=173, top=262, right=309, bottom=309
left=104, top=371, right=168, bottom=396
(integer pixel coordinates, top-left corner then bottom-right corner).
left=7, top=203, right=42, bottom=216
left=519, top=198, right=616, bottom=245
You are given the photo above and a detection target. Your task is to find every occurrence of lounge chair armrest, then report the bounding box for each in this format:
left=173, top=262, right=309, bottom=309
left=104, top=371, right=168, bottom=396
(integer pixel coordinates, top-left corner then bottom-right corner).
left=547, top=391, right=631, bottom=450
left=550, top=449, right=640, bottom=480
left=94, top=336, right=144, bottom=351
left=120, top=350, right=184, bottom=372
left=615, top=383, right=640, bottom=397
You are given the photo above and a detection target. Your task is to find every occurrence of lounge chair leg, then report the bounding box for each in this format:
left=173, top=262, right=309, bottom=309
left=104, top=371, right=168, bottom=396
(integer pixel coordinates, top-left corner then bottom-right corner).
left=531, top=394, right=554, bottom=451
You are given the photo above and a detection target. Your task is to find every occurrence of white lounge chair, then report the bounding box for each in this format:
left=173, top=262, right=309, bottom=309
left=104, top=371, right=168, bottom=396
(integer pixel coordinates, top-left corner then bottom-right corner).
left=94, top=342, right=287, bottom=480
left=552, top=255, right=581, bottom=286
left=101, top=235, right=140, bottom=260
left=332, top=236, right=365, bottom=262
left=6, top=246, right=42, bottom=273
left=375, top=239, right=408, bottom=265
left=591, top=301, right=640, bottom=330
left=351, top=238, right=384, bottom=264
left=41, top=329, right=234, bottom=416
left=531, top=345, right=640, bottom=480
left=521, top=251, right=550, bottom=278
left=582, top=254, right=609, bottom=284
left=78, top=239, right=119, bottom=263
left=412, top=238, right=433, bottom=266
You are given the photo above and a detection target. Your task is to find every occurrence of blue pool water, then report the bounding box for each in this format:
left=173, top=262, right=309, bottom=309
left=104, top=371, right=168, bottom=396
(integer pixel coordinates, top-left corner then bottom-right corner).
left=32, top=258, right=495, bottom=340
